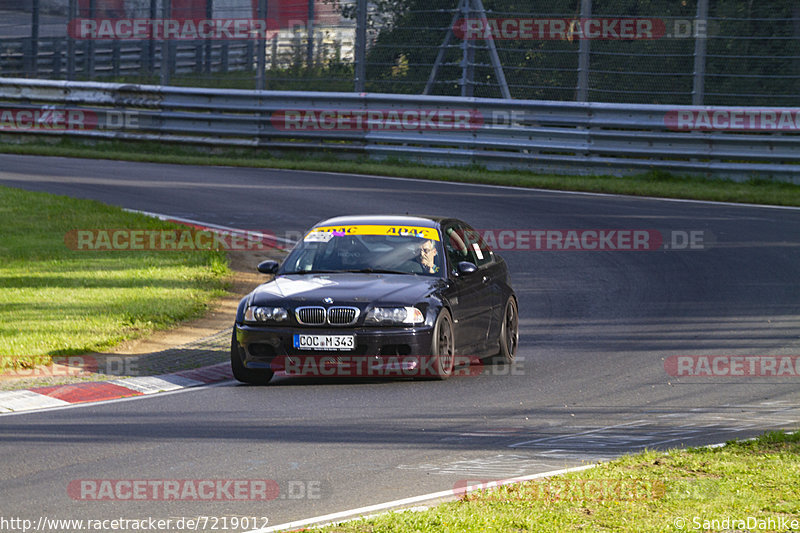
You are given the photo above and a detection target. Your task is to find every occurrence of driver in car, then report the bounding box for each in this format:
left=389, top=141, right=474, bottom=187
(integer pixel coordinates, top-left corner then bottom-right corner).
left=404, top=239, right=439, bottom=274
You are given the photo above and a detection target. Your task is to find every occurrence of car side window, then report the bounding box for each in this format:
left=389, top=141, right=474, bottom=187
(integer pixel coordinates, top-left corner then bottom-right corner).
left=443, top=223, right=477, bottom=270
left=461, top=225, right=494, bottom=268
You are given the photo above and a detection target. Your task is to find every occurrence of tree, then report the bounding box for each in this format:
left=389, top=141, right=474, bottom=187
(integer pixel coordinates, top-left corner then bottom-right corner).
left=342, top=0, right=800, bottom=104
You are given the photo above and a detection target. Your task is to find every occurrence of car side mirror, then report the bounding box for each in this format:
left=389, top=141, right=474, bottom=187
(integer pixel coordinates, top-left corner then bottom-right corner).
left=456, top=261, right=478, bottom=275
left=257, top=260, right=279, bottom=274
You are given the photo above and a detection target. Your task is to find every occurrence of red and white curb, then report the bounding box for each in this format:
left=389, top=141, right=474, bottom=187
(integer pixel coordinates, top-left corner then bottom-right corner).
left=0, top=212, right=284, bottom=416
left=0, top=362, right=233, bottom=413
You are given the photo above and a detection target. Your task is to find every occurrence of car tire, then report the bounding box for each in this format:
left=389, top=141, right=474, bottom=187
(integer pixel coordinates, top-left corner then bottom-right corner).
left=430, top=309, right=455, bottom=379
left=492, top=297, right=518, bottom=365
left=230, top=329, right=274, bottom=384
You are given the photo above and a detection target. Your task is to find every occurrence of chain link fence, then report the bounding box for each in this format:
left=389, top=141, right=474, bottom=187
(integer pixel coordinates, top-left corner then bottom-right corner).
left=1, top=0, right=799, bottom=105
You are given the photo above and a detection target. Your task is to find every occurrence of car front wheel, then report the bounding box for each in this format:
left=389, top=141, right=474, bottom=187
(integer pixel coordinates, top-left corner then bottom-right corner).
left=493, top=297, right=518, bottom=365
left=430, top=309, right=455, bottom=379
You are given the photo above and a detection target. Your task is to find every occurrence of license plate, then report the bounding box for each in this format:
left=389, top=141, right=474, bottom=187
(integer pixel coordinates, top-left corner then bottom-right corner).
left=293, top=334, right=355, bottom=351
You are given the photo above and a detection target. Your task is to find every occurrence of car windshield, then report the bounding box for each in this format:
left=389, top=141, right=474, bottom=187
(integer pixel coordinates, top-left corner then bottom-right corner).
left=280, top=225, right=444, bottom=276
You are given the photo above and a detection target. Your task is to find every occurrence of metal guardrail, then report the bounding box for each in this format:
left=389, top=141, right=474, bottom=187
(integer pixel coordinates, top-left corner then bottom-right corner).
left=0, top=37, right=253, bottom=78
left=0, top=77, right=798, bottom=182
left=0, top=34, right=352, bottom=80
left=6, top=1, right=800, bottom=105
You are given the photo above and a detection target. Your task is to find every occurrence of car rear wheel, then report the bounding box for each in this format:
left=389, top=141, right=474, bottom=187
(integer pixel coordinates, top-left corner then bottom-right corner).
left=493, top=297, right=518, bottom=365
left=231, top=329, right=274, bottom=384
left=430, top=309, right=455, bottom=379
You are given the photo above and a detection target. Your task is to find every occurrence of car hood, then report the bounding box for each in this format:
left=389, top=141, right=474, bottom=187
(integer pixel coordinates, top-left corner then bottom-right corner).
left=249, top=273, right=441, bottom=307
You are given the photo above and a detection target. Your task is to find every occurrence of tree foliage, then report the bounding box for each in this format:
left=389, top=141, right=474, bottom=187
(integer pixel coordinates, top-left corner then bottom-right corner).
left=349, top=0, right=800, bottom=104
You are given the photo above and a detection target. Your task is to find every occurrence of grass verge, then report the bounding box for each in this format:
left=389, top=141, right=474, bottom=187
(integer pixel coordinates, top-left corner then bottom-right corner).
left=311, top=430, right=800, bottom=532
left=1, top=138, right=799, bottom=207
left=0, top=184, right=230, bottom=372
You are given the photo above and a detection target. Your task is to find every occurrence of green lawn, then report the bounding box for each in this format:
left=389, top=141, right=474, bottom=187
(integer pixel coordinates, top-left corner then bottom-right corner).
left=312, top=430, right=800, bottom=532
left=0, top=185, right=230, bottom=371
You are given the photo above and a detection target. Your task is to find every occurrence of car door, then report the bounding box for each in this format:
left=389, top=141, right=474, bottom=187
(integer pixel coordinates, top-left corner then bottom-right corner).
left=442, top=221, right=494, bottom=353
left=460, top=223, right=505, bottom=349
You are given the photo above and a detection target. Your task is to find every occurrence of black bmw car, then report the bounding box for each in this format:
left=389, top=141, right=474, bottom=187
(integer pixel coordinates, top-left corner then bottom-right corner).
left=231, top=215, right=518, bottom=384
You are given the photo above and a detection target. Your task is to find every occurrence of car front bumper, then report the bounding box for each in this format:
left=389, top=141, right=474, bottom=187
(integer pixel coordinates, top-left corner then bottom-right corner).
left=234, top=323, right=437, bottom=377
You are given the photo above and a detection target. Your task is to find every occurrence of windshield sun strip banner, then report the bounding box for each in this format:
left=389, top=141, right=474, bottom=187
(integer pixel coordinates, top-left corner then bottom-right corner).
left=304, top=225, right=440, bottom=241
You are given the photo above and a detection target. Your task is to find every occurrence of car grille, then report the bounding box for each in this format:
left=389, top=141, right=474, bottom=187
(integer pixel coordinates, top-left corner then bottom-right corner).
left=296, top=307, right=326, bottom=325
left=328, top=307, right=358, bottom=325
left=295, top=306, right=360, bottom=326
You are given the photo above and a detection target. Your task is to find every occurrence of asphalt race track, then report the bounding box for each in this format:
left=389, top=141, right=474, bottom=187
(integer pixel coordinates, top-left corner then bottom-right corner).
left=1, top=154, right=799, bottom=529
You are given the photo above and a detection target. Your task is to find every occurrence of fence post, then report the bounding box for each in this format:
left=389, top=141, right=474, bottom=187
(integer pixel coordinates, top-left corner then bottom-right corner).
left=21, top=40, right=33, bottom=76
left=473, top=0, right=510, bottom=99
left=271, top=34, right=278, bottom=70
left=30, top=0, right=40, bottom=76
left=194, top=38, right=203, bottom=74
left=794, top=7, right=800, bottom=98
left=220, top=41, right=228, bottom=72
left=692, top=0, right=709, bottom=105
left=145, top=0, right=156, bottom=75
left=67, top=0, right=76, bottom=79
left=459, top=0, right=471, bottom=97
left=306, top=0, right=315, bottom=69
left=87, top=0, right=96, bottom=79
left=52, top=38, right=63, bottom=77
left=576, top=0, right=591, bottom=101
left=354, top=0, right=366, bottom=92
left=256, top=0, right=267, bottom=90
left=112, top=39, right=121, bottom=77
left=161, top=0, right=171, bottom=85
left=204, top=0, right=213, bottom=74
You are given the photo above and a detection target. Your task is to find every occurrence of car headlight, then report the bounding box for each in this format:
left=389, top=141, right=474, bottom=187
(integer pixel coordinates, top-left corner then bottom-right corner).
left=244, top=306, right=289, bottom=323
left=364, top=306, right=424, bottom=325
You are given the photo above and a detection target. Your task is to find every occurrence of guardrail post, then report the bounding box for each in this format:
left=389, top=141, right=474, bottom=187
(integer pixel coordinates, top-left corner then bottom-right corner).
left=692, top=0, right=709, bottom=105
left=256, top=0, right=267, bottom=90
left=576, top=0, right=591, bottom=101
left=354, top=0, right=367, bottom=92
